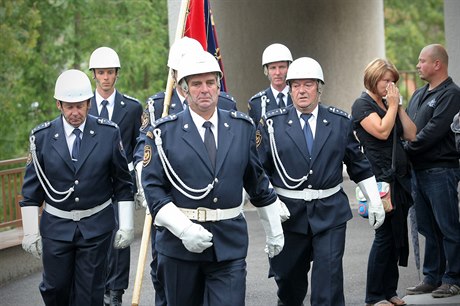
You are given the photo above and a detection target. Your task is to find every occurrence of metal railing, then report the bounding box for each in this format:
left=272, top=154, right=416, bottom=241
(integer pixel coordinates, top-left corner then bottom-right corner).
left=0, top=157, right=27, bottom=230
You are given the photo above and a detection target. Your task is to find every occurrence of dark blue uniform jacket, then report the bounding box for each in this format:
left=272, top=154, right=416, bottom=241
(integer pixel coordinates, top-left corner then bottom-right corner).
left=142, top=108, right=276, bottom=262
left=20, top=115, right=134, bottom=241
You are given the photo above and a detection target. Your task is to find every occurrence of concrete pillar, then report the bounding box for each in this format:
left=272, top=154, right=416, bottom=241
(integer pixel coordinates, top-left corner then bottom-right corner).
left=444, top=0, right=460, bottom=83
left=168, top=0, right=385, bottom=113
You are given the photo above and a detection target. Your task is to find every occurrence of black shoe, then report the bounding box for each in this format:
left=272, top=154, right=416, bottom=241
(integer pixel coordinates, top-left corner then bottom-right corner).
left=277, top=298, right=304, bottom=306
left=406, top=281, right=437, bottom=295
left=104, top=290, right=123, bottom=306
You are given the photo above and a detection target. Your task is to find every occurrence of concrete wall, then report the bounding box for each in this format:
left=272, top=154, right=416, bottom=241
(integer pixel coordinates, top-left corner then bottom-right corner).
left=168, top=0, right=385, bottom=113
left=444, top=0, right=460, bottom=83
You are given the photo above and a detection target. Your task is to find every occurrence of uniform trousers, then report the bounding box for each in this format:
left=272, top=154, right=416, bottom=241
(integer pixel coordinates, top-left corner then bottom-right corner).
left=40, top=227, right=111, bottom=306
left=413, top=167, right=460, bottom=286
left=157, top=253, right=246, bottom=306
left=150, top=226, right=167, bottom=306
left=270, top=223, right=347, bottom=306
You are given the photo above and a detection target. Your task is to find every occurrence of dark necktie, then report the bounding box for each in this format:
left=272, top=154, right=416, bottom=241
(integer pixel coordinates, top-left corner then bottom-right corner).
left=277, top=92, right=286, bottom=108
left=100, top=100, right=109, bottom=119
left=301, top=113, right=314, bottom=154
left=203, top=121, right=216, bottom=170
left=72, top=128, right=82, bottom=161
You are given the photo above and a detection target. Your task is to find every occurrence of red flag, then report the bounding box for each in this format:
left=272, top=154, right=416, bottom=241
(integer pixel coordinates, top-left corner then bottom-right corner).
left=184, top=0, right=227, bottom=91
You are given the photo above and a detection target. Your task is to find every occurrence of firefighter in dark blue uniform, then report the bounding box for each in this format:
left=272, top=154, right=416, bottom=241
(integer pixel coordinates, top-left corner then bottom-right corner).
left=20, top=69, right=135, bottom=306
left=133, top=37, right=238, bottom=306
left=256, top=57, right=385, bottom=306
left=248, top=43, right=293, bottom=126
left=88, top=46, right=143, bottom=306
left=142, top=50, right=285, bottom=306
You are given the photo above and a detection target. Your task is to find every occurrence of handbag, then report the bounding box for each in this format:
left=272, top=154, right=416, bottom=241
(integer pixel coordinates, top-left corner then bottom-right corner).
left=356, top=126, right=397, bottom=218
left=356, top=182, right=393, bottom=218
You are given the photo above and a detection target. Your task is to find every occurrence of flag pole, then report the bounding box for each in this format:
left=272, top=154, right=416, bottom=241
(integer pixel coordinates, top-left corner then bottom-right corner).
left=131, top=1, right=190, bottom=305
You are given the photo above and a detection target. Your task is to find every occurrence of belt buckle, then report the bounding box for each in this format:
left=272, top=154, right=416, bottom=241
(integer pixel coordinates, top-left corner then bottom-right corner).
left=303, top=189, right=318, bottom=201
left=196, top=208, right=207, bottom=222
left=302, top=189, right=312, bottom=201
left=72, top=210, right=82, bottom=221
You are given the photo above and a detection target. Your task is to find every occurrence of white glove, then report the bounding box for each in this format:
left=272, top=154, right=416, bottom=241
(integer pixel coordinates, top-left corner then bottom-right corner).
left=277, top=198, right=290, bottom=222
left=114, top=201, right=135, bottom=249
left=256, top=202, right=284, bottom=258
left=357, top=176, right=385, bottom=229
left=21, top=206, right=42, bottom=259
left=155, top=202, right=213, bottom=253
left=134, top=162, right=147, bottom=209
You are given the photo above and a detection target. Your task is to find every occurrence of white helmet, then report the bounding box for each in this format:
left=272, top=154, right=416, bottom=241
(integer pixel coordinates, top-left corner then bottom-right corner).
left=54, top=69, right=93, bottom=102
left=286, top=57, right=324, bottom=83
left=177, top=50, right=222, bottom=84
left=89, top=47, right=121, bottom=69
left=262, top=43, right=293, bottom=66
left=168, top=36, right=204, bottom=70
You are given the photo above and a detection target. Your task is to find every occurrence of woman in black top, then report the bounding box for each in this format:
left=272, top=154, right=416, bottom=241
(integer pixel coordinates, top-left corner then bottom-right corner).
left=351, top=58, right=416, bottom=306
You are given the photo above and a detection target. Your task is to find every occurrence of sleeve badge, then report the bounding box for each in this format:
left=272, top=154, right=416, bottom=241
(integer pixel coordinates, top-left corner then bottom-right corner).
left=256, top=130, right=262, bottom=148
left=143, top=145, right=152, bottom=167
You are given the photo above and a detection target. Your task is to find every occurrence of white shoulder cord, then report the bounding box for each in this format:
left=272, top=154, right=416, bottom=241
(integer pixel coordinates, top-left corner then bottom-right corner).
left=261, top=95, right=267, bottom=117
left=153, top=128, right=215, bottom=200
left=266, top=119, right=311, bottom=189
left=147, top=98, right=156, bottom=124
left=29, top=135, right=74, bottom=202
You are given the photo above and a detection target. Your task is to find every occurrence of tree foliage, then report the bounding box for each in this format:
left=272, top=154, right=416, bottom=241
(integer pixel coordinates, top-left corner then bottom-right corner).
left=384, top=0, right=445, bottom=71
left=0, top=0, right=168, bottom=159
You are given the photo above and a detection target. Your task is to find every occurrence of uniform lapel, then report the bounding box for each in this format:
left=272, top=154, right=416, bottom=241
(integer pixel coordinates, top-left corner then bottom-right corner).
left=89, top=96, right=98, bottom=117
left=286, top=93, right=293, bottom=106
left=110, top=91, right=127, bottom=124
left=180, top=110, right=214, bottom=174
left=215, top=110, right=233, bottom=175
left=310, top=106, right=332, bottom=162
left=265, top=88, right=278, bottom=112
left=285, top=108, right=310, bottom=163
left=74, top=116, right=98, bottom=173
left=51, top=117, right=74, bottom=171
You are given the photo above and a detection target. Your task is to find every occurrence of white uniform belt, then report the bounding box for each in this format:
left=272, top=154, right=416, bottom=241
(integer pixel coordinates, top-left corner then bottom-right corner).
left=44, top=199, right=111, bottom=221
left=128, top=161, right=134, bottom=171
left=274, top=184, right=341, bottom=201
left=179, top=206, right=242, bottom=222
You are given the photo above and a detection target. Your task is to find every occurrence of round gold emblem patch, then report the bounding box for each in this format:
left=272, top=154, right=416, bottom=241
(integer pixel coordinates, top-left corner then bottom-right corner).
left=140, top=111, right=150, bottom=130
left=143, top=145, right=152, bottom=167
left=256, top=130, right=262, bottom=148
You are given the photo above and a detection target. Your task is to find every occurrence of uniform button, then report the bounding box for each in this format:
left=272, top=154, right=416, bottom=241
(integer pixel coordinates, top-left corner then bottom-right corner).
left=74, top=180, right=79, bottom=185
left=75, top=197, right=80, bottom=202
left=309, top=170, right=313, bottom=174
left=307, top=185, right=312, bottom=189
left=213, top=198, right=218, bottom=203
left=214, top=178, right=219, bottom=183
